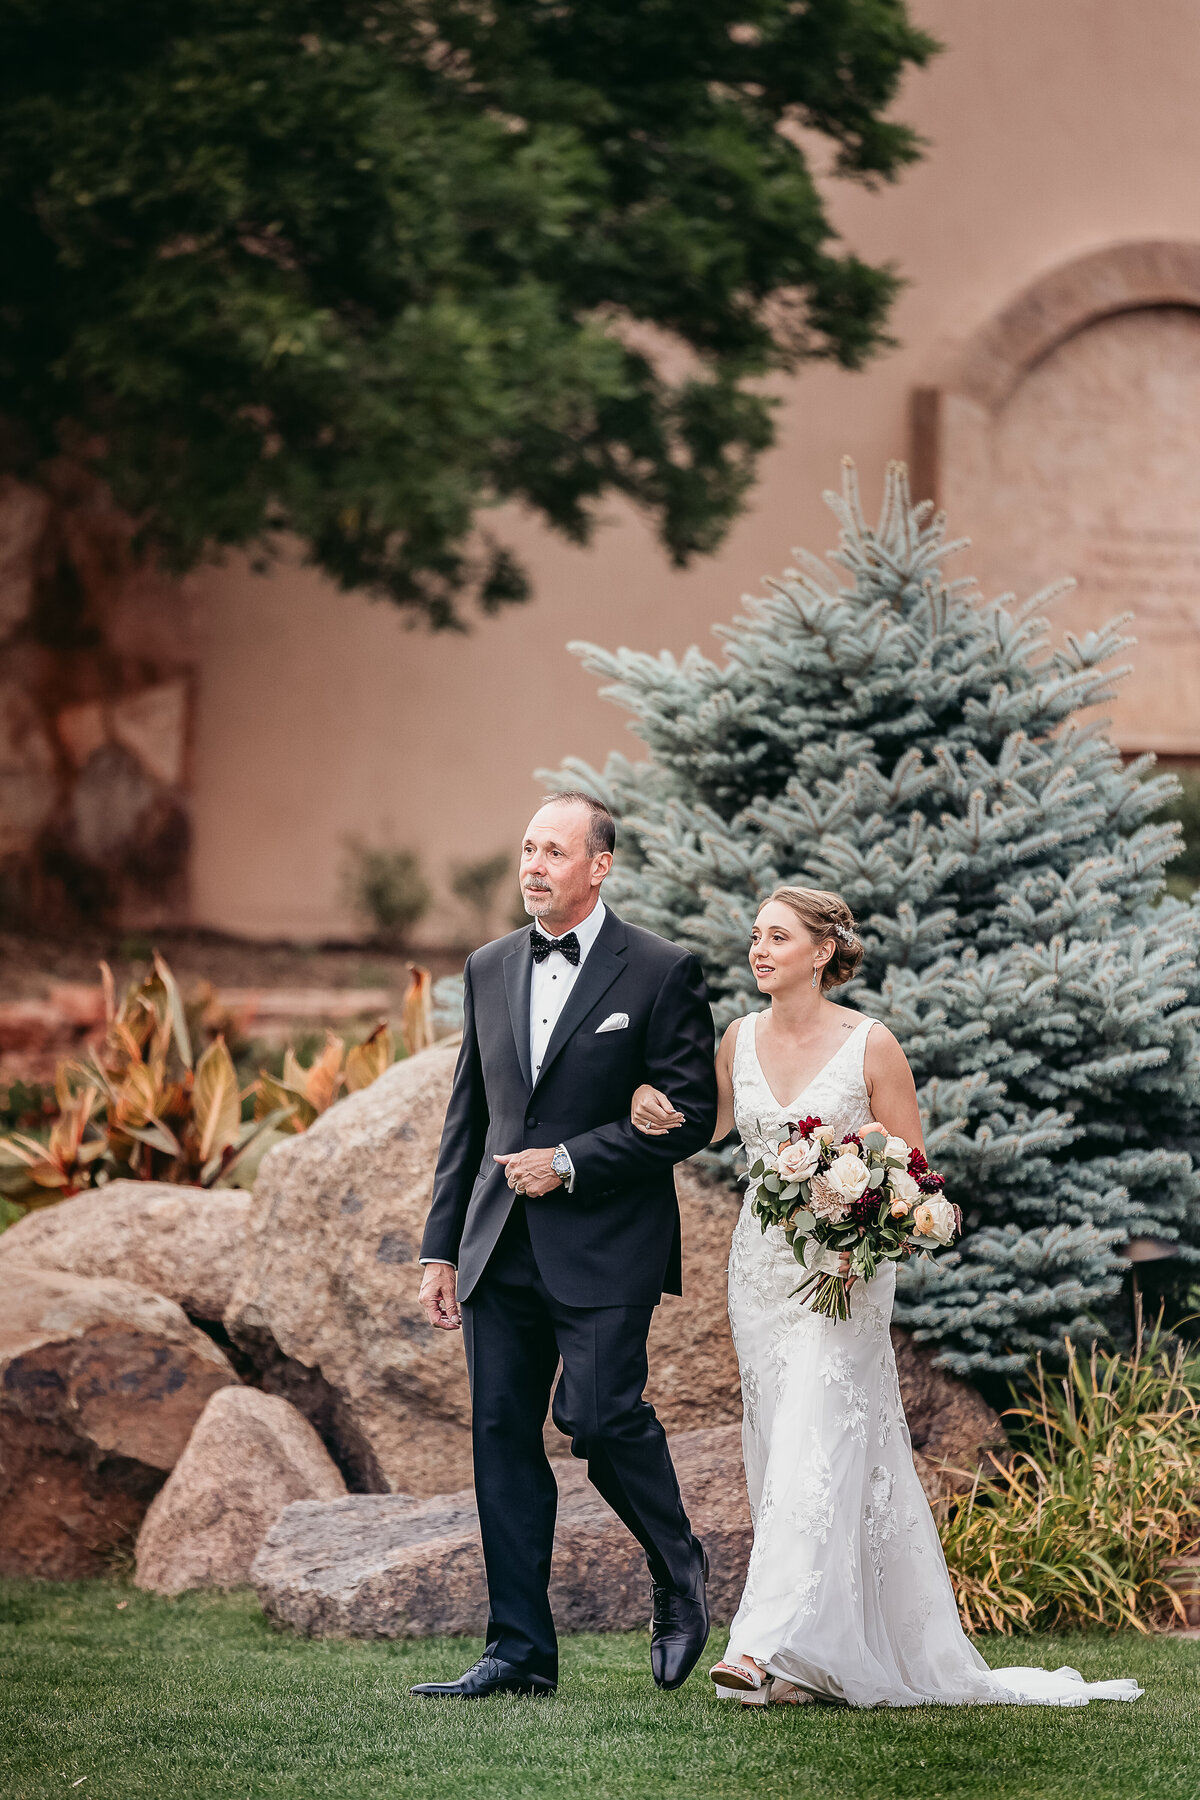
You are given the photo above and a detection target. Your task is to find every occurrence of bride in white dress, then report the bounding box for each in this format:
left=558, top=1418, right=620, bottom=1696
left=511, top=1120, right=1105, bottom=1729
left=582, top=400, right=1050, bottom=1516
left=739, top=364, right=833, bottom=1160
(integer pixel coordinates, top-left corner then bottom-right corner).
left=631, top=884, right=1143, bottom=1711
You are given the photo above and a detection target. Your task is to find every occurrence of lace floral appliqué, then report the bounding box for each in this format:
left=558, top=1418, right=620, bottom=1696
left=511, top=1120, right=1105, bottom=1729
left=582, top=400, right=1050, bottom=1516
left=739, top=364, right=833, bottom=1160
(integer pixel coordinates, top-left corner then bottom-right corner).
left=865, top=1465, right=898, bottom=1589
left=789, top=1437, right=835, bottom=1542
left=821, top=1348, right=869, bottom=1445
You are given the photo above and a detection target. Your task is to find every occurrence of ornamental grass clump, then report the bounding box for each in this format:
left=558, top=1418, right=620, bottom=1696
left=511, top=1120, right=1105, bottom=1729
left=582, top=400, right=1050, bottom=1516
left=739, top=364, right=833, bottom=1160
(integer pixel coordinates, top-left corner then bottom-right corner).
left=941, top=1318, right=1200, bottom=1633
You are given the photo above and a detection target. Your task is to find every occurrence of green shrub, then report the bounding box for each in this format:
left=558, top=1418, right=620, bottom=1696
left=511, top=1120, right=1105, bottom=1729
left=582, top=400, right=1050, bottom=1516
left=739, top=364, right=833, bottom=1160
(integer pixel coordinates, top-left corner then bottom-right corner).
left=1157, top=769, right=1200, bottom=899
left=449, top=850, right=513, bottom=943
left=343, top=843, right=431, bottom=945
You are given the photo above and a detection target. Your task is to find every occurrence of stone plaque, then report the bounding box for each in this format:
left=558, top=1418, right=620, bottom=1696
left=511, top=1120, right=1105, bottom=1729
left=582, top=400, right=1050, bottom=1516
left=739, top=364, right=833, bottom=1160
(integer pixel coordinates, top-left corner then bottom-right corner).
left=919, top=278, right=1200, bottom=754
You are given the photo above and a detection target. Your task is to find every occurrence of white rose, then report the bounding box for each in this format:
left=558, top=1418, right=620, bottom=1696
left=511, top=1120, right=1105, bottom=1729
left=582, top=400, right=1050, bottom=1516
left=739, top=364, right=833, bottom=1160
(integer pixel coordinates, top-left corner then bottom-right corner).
left=777, top=1139, right=821, bottom=1183
left=825, top=1151, right=871, bottom=1202
left=884, top=1135, right=910, bottom=1165
left=889, top=1168, right=921, bottom=1206
left=912, top=1196, right=957, bottom=1246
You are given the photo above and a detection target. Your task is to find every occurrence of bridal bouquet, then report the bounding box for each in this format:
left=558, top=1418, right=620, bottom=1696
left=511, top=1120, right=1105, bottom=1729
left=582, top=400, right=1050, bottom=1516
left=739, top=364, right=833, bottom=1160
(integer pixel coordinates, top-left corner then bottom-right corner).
left=747, top=1118, right=958, bottom=1321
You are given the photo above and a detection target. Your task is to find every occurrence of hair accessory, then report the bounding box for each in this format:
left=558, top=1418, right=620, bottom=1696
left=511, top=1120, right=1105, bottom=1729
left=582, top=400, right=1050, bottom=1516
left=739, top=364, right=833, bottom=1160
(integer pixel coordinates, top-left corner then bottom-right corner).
left=833, top=922, right=855, bottom=945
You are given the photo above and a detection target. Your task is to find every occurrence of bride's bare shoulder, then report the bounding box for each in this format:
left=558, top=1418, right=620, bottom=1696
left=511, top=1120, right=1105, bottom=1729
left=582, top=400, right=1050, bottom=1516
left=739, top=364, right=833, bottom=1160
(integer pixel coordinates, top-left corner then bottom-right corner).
left=830, top=1007, right=904, bottom=1056
left=825, top=1003, right=872, bottom=1032
left=718, top=1015, right=749, bottom=1062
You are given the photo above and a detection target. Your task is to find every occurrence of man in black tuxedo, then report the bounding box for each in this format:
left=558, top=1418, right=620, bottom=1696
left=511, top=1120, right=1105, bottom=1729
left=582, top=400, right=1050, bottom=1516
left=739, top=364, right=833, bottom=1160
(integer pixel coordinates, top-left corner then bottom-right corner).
left=412, top=792, right=718, bottom=1699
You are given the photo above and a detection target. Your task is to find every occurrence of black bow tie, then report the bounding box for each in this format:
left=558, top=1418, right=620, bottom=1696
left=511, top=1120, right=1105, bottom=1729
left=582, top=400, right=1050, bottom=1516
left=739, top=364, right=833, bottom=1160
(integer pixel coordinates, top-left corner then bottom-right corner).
left=530, top=928, right=581, bottom=966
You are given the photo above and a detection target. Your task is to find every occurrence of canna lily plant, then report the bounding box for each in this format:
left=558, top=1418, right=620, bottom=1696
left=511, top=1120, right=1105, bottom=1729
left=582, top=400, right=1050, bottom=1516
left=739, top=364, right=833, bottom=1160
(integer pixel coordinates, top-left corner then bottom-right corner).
left=256, top=1020, right=395, bottom=1135
left=0, top=1070, right=108, bottom=1208
left=73, top=953, right=285, bottom=1190
left=0, top=955, right=406, bottom=1216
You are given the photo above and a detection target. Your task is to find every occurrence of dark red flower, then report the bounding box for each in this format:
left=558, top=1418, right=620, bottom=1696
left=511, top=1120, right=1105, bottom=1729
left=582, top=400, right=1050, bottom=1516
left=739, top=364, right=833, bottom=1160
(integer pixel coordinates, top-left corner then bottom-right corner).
left=788, top=1115, right=825, bottom=1141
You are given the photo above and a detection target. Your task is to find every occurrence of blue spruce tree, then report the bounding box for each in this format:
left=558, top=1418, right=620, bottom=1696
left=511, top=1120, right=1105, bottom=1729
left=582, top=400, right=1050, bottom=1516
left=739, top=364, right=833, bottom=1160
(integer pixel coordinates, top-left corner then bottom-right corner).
left=547, top=463, right=1200, bottom=1374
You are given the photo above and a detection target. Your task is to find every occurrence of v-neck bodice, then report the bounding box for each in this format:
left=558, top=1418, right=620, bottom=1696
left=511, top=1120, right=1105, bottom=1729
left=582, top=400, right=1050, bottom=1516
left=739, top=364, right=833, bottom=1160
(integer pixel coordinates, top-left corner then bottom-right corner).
left=732, top=1010, right=876, bottom=1163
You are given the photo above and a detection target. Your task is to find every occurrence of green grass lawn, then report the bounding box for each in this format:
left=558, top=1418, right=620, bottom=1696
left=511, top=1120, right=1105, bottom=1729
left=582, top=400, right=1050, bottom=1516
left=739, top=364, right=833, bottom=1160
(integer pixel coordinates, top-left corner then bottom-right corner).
left=1, top=1582, right=1195, bottom=1800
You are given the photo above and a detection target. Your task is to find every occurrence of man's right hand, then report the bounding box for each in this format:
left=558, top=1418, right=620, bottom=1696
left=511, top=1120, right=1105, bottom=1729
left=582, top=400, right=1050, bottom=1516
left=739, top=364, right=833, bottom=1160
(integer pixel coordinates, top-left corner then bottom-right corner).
left=419, top=1262, right=461, bottom=1331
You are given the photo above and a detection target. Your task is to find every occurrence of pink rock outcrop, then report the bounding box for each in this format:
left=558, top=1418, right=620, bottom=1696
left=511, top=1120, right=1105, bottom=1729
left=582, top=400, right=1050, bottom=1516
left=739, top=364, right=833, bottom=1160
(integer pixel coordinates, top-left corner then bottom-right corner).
left=136, top=1386, right=346, bottom=1595
left=0, top=1182, right=250, bottom=1320
left=253, top=1425, right=751, bottom=1639
left=0, top=1263, right=237, bottom=1578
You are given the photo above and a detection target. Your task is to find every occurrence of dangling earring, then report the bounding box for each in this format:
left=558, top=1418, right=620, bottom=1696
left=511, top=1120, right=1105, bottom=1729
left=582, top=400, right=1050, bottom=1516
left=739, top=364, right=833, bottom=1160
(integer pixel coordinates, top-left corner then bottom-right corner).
left=811, top=965, right=819, bottom=989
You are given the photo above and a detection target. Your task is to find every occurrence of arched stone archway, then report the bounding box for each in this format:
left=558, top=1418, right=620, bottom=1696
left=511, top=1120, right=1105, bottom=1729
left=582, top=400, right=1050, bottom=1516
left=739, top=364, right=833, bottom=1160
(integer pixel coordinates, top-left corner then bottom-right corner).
left=912, top=242, right=1200, bottom=755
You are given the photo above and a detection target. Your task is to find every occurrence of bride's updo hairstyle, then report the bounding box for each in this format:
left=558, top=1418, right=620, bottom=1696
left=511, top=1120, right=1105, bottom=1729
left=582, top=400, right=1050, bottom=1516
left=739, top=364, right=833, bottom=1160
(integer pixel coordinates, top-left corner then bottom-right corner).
left=764, top=886, right=864, bottom=990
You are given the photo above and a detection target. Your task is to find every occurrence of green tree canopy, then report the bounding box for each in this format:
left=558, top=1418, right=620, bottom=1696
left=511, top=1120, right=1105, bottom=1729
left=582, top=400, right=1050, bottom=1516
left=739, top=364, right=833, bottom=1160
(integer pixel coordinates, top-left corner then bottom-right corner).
left=0, top=0, right=936, bottom=624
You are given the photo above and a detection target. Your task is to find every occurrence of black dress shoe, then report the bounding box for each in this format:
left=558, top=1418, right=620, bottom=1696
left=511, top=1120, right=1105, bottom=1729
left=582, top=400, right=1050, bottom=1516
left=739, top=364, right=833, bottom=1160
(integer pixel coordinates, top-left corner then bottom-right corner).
left=650, top=1547, right=711, bottom=1691
left=409, top=1654, right=557, bottom=1699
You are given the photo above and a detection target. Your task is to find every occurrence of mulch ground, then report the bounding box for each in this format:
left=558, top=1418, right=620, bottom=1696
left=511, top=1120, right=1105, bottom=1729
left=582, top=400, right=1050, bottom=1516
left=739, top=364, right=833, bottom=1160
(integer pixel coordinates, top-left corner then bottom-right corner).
left=0, top=928, right=466, bottom=1002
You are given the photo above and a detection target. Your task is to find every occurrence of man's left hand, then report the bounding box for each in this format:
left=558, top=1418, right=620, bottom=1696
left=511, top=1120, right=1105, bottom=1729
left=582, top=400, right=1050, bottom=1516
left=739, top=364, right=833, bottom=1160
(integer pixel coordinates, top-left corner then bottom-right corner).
left=494, top=1149, right=562, bottom=1198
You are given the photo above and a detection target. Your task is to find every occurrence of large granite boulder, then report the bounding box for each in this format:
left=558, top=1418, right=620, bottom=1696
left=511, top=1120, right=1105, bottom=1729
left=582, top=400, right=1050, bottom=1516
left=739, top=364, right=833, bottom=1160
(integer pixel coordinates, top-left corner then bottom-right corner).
left=0, top=477, right=51, bottom=642
left=254, top=1425, right=750, bottom=1639
left=0, top=1182, right=251, bottom=1320
left=228, top=1041, right=1004, bottom=1500
left=227, top=1042, right=751, bottom=1495
left=0, top=677, right=58, bottom=863
left=226, top=1041, right=469, bottom=1493
left=0, top=1263, right=238, bottom=1578
left=135, top=1386, right=346, bottom=1595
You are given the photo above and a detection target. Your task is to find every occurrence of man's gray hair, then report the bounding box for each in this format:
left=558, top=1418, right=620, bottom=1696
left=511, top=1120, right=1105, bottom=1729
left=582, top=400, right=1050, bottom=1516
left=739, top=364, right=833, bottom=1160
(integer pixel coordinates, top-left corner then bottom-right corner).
left=541, top=790, right=616, bottom=857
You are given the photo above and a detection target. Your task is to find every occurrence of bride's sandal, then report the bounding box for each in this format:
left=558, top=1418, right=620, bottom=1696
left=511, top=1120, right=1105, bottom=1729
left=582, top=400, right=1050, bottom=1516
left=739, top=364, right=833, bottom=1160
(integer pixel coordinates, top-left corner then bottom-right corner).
left=710, top=1660, right=770, bottom=1704
left=768, top=1679, right=814, bottom=1707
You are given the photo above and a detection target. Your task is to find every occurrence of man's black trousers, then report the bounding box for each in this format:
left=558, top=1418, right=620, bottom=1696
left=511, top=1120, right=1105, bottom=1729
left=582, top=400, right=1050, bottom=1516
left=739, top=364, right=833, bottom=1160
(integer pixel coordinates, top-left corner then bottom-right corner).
left=460, top=1203, right=702, bottom=1680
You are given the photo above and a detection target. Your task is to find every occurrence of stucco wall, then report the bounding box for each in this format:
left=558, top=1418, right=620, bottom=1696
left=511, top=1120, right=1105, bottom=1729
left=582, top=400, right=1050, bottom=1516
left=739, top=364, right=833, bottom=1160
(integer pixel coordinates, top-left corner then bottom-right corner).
left=186, top=0, right=1200, bottom=943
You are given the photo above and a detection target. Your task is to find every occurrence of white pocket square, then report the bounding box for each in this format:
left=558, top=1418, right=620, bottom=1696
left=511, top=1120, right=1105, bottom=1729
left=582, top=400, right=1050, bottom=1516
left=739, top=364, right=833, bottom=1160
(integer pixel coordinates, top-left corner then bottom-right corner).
left=595, top=1012, right=629, bottom=1033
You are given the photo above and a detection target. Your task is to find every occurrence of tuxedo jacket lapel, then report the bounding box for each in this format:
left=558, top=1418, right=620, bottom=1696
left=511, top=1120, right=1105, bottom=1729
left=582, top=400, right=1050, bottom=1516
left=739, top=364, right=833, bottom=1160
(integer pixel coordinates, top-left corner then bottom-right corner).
left=530, top=911, right=627, bottom=1097
left=503, top=935, right=534, bottom=1090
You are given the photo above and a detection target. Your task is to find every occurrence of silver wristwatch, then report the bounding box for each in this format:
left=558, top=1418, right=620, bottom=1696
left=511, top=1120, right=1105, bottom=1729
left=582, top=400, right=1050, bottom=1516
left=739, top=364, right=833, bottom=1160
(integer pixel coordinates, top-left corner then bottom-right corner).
left=551, top=1144, right=573, bottom=1183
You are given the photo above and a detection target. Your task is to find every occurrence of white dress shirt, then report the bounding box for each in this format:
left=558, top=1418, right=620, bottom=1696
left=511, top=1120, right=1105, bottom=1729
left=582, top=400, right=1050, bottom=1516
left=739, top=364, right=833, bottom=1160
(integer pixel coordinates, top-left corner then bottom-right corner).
left=420, top=900, right=606, bottom=1265
left=530, top=897, right=607, bottom=1081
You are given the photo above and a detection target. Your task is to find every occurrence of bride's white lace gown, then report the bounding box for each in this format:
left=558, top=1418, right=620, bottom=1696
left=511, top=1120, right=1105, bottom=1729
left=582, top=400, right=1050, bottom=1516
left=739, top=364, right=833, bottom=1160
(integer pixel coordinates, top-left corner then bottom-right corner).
left=725, top=1010, right=1142, bottom=1708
